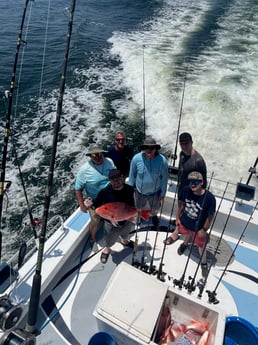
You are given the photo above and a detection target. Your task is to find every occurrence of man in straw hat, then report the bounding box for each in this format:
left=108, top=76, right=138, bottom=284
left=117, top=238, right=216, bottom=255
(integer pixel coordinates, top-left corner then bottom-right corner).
left=75, top=144, right=115, bottom=251
left=128, top=136, right=168, bottom=227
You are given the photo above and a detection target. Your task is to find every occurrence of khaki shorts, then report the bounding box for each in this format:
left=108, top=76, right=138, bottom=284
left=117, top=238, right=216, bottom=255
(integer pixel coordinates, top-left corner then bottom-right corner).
left=88, top=208, right=102, bottom=227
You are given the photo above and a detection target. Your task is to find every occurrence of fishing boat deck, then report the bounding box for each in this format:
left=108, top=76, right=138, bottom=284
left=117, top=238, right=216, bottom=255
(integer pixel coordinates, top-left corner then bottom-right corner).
left=1, top=187, right=257, bottom=345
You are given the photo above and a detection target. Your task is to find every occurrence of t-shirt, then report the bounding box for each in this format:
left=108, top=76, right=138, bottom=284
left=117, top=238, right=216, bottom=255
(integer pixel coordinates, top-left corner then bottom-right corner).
left=74, top=157, right=115, bottom=200
left=179, top=186, right=216, bottom=231
left=106, top=145, right=134, bottom=177
left=94, top=183, right=135, bottom=225
left=94, top=183, right=135, bottom=208
left=178, top=150, right=207, bottom=199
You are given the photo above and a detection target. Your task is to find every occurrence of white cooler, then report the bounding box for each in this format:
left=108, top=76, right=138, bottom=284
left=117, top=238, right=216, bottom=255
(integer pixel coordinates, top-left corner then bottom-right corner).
left=93, top=262, right=226, bottom=345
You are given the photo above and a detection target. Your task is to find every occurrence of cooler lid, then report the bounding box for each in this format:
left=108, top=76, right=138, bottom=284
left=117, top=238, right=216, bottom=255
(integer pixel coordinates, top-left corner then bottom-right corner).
left=95, top=262, right=168, bottom=342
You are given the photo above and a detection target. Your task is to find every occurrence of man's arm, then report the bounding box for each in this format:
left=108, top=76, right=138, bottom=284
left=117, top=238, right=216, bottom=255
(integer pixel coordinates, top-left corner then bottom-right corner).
left=75, top=190, right=88, bottom=212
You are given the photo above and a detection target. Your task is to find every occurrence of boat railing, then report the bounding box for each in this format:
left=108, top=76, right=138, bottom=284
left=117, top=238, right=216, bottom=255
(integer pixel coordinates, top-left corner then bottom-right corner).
left=169, top=169, right=257, bottom=203
left=6, top=215, right=64, bottom=270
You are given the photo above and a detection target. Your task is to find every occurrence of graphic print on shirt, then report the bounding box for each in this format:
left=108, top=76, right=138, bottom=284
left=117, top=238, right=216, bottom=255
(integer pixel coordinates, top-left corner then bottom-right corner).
left=184, top=198, right=202, bottom=220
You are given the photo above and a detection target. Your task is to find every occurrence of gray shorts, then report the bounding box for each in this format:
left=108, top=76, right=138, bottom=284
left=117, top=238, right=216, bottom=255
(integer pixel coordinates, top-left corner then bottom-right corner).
left=134, top=189, right=161, bottom=212
left=104, top=220, right=133, bottom=248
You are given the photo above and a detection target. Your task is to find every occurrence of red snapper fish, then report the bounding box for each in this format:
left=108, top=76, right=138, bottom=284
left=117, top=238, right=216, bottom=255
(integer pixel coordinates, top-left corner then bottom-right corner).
left=95, top=202, right=151, bottom=226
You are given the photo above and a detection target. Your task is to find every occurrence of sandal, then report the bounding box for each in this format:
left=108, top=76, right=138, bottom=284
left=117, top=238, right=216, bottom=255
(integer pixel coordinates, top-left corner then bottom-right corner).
left=163, top=236, right=179, bottom=245
left=100, top=251, right=110, bottom=264
left=121, top=240, right=135, bottom=248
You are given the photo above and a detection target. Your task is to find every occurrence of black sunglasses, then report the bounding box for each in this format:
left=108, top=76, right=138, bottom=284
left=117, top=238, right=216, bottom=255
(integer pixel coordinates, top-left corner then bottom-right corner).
left=189, top=180, right=202, bottom=186
left=143, top=145, right=156, bottom=150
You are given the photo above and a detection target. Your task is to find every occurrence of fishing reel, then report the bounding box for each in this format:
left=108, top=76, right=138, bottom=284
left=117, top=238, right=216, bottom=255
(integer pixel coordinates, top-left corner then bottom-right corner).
left=184, top=276, right=196, bottom=293
left=0, top=296, right=23, bottom=332
left=0, top=328, right=36, bottom=345
left=173, top=277, right=185, bottom=289
left=206, top=290, right=219, bottom=304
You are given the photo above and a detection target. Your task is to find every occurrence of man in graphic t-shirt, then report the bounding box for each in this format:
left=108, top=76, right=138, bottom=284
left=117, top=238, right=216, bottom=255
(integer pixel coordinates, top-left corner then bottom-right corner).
left=165, top=171, right=216, bottom=277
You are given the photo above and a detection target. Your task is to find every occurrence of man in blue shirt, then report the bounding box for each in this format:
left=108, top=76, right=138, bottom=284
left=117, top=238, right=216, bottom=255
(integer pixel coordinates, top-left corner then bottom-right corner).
left=75, top=144, right=115, bottom=250
left=128, top=136, right=168, bottom=226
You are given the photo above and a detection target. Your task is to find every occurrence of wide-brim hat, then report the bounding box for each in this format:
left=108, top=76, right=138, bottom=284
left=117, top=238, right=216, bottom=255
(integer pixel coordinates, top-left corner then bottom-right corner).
left=86, top=144, right=107, bottom=156
left=141, top=136, right=161, bottom=150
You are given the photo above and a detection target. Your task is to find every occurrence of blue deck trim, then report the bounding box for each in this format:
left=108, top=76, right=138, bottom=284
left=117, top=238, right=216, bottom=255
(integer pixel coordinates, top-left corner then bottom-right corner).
left=222, top=280, right=258, bottom=327
left=66, top=211, right=90, bottom=232
left=228, top=241, right=258, bottom=272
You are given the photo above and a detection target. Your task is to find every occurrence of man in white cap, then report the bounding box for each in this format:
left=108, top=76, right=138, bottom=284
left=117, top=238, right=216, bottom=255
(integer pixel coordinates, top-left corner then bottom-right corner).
left=75, top=144, right=116, bottom=251
left=128, top=136, right=168, bottom=227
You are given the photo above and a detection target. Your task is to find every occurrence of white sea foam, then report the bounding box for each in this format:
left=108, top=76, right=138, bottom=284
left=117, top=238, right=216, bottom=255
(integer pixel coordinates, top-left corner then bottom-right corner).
left=108, top=0, right=258, bottom=185
left=1, top=0, right=258, bottom=258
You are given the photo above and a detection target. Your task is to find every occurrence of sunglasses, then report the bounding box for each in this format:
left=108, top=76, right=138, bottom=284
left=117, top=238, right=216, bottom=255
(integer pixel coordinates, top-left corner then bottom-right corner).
left=91, top=152, right=102, bottom=158
left=143, top=145, right=156, bottom=150
left=189, top=180, right=202, bottom=186
left=115, top=138, right=125, bottom=142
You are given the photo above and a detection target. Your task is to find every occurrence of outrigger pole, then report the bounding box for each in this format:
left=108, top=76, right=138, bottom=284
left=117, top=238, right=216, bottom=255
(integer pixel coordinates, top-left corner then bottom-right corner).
left=25, top=0, right=76, bottom=336
left=0, top=0, right=31, bottom=262
left=142, top=44, right=146, bottom=139
left=0, top=1, right=77, bottom=344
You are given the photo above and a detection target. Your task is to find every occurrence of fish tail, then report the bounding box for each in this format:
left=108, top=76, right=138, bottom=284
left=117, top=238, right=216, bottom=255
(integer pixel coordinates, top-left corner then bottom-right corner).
left=139, top=209, right=151, bottom=221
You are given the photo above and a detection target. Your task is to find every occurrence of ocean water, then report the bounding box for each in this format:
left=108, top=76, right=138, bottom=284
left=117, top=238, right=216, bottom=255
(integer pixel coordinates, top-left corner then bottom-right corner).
left=0, top=0, right=257, bottom=256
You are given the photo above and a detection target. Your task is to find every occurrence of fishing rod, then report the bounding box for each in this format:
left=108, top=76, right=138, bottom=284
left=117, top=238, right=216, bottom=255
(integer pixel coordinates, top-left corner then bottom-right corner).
left=0, top=0, right=32, bottom=262
left=2, top=93, right=39, bottom=244
left=197, top=182, right=230, bottom=298
left=173, top=186, right=209, bottom=290
left=148, top=198, right=165, bottom=275
left=173, top=230, right=199, bottom=289
left=24, top=0, right=77, bottom=336
left=183, top=174, right=221, bottom=293
left=142, top=44, right=146, bottom=139
left=246, top=156, right=258, bottom=185
left=131, top=220, right=140, bottom=267
left=171, top=67, right=188, bottom=167
left=197, top=184, right=239, bottom=298
left=137, top=165, right=165, bottom=274
left=157, top=220, right=176, bottom=282
left=206, top=201, right=258, bottom=304
left=157, top=189, right=178, bottom=282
